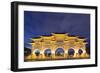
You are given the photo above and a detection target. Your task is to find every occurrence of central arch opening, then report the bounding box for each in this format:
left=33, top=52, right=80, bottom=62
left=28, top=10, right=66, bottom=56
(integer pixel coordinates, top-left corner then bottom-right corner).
left=55, top=48, right=64, bottom=56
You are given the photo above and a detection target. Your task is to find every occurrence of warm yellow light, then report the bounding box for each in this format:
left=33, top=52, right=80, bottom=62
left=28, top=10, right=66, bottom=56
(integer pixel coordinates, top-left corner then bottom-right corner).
left=25, top=33, right=89, bottom=61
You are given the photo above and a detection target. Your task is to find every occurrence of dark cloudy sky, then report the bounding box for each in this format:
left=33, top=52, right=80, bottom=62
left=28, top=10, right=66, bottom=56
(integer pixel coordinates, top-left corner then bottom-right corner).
left=24, top=11, right=90, bottom=49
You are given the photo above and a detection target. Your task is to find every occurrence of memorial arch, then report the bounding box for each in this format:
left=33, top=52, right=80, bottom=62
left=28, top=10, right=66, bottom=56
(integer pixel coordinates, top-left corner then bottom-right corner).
left=25, top=33, right=89, bottom=61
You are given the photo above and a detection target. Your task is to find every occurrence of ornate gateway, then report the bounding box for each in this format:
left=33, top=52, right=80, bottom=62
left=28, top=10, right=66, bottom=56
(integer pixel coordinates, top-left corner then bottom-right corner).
left=25, top=33, right=89, bottom=61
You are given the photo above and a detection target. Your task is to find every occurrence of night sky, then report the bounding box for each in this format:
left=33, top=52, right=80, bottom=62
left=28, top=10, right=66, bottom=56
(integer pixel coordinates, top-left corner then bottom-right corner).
left=24, top=11, right=90, bottom=49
